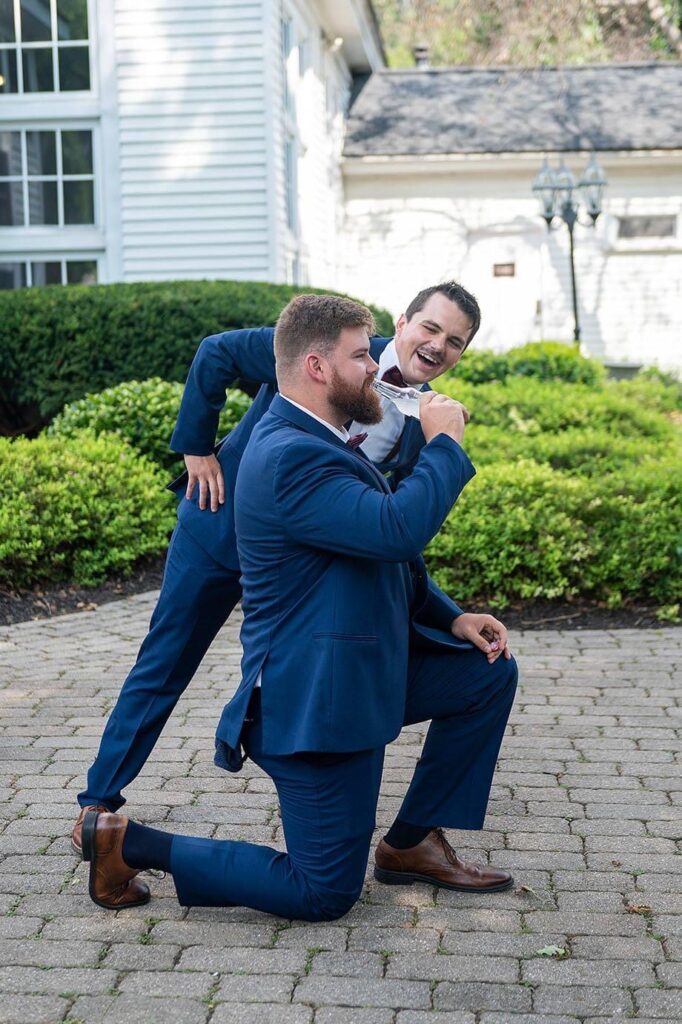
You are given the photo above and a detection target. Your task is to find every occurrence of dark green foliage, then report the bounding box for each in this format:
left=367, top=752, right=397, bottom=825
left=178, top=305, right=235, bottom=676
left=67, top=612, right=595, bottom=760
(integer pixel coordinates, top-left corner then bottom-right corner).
left=0, top=431, right=176, bottom=588
left=463, top=424, right=670, bottom=476
left=0, top=279, right=393, bottom=435
left=455, top=341, right=605, bottom=386
left=48, top=378, right=252, bottom=472
left=577, top=457, right=682, bottom=607
left=426, top=461, right=591, bottom=604
left=429, top=361, right=681, bottom=608
left=425, top=457, right=681, bottom=607
left=437, top=376, right=676, bottom=440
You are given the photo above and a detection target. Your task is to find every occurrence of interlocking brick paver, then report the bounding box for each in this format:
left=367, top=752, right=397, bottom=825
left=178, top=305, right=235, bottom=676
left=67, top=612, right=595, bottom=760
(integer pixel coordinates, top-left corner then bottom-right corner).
left=387, top=952, right=518, bottom=983
left=212, top=1005, right=312, bottom=1024
left=0, top=994, right=69, bottom=1024
left=397, top=1013, right=475, bottom=1024
left=1, top=598, right=680, bottom=1022
left=70, top=994, right=209, bottom=1024
left=294, top=975, right=432, bottom=1008
left=434, top=980, right=532, bottom=1012
left=532, top=984, right=634, bottom=1016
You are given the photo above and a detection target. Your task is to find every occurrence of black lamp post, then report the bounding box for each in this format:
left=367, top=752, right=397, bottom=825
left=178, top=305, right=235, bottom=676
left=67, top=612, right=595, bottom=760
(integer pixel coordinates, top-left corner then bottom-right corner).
left=532, top=156, right=607, bottom=344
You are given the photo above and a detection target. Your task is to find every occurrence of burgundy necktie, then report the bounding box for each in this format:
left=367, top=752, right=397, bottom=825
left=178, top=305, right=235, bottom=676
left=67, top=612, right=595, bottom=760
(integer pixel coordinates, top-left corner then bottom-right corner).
left=381, top=364, right=407, bottom=388
left=347, top=432, right=368, bottom=449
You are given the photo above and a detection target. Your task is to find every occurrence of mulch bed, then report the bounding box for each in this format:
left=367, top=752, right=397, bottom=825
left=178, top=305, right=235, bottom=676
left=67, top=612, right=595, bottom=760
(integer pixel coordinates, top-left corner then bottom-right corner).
left=0, top=557, right=670, bottom=630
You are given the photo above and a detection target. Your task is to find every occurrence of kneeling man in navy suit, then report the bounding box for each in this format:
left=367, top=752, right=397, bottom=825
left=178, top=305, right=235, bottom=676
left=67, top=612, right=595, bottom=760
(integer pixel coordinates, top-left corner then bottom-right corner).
left=81, top=294, right=518, bottom=920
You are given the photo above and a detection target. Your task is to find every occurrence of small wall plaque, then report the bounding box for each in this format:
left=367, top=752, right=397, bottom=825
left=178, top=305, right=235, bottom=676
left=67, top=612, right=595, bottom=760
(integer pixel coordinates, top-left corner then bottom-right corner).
left=493, top=263, right=515, bottom=277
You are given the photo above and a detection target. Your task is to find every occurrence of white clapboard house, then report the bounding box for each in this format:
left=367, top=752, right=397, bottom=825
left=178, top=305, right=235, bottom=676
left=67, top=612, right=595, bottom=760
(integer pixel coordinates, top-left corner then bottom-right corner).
left=1, top=1, right=681, bottom=372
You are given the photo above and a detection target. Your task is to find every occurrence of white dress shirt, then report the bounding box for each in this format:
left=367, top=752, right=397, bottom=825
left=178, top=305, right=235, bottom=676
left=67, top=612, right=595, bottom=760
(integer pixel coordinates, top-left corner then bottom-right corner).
left=279, top=394, right=350, bottom=443
left=350, top=340, right=425, bottom=463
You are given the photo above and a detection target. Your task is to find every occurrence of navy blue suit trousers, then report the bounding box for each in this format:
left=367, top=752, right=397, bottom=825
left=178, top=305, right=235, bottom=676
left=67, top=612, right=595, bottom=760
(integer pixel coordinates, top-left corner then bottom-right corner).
left=168, top=648, right=517, bottom=920
left=79, top=525, right=241, bottom=810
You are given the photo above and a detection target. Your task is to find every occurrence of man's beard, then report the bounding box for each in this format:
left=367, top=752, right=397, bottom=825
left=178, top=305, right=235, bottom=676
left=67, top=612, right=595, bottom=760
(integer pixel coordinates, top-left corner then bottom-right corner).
left=329, top=368, right=383, bottom=425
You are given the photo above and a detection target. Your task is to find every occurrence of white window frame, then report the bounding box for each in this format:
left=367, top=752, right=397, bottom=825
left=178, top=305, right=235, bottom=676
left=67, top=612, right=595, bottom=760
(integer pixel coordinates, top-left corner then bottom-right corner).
left=281, top=11, right=298, bottom=238
left=0, top=0, right=92, bottom=97
left=0, top=251, right=99, bottom=287
left=0, top=1, right=121, bottom=284
left=1, top=122, right=97, bottom=227
left=605, top=209, right=682, bottom=255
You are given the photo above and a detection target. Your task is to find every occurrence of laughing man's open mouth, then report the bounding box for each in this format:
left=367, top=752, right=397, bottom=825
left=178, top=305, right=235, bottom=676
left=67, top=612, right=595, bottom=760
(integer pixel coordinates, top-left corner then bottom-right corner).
left=416, top=348, right=442, bottom=369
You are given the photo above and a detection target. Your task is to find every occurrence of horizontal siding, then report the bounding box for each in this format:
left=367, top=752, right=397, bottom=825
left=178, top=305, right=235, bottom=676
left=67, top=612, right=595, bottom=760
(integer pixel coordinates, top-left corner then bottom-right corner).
left=114, top=0, right=270, bottom=282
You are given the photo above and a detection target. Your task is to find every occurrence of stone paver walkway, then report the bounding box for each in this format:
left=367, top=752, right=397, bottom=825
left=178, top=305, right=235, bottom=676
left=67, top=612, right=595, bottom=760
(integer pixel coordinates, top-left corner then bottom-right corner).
left=0, top=595, right=680, bottom=1024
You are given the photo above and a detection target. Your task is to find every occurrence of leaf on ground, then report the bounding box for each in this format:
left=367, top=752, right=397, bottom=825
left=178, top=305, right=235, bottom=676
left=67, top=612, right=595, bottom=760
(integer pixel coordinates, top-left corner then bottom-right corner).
left=515, top=884, right=543, bottom=900
left=625, top=903, right=651, bottom=915
left=535, top=945, right=568, bottom=958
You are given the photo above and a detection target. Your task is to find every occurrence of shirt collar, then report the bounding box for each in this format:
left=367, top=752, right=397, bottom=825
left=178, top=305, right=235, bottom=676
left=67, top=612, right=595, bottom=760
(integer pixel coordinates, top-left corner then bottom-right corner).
left=379, top=338, right=426, bottom=391
left=279, top=394, right=350, bottom=443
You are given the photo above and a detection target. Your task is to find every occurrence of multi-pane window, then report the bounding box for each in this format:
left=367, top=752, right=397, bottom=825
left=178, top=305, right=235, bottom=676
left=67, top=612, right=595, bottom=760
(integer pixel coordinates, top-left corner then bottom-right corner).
left=617, top=215, right=676, bottom=239
left=0, top=256, right=96, bottom=288
left=281, top=15, right=298, bottom=242
left=0, top=0, right=90, bottom=94
left=285, top=137, right=297, bottom=233
left=0, top=127, right=94, bottom=225
left=281, top=17, right=293, bottom=118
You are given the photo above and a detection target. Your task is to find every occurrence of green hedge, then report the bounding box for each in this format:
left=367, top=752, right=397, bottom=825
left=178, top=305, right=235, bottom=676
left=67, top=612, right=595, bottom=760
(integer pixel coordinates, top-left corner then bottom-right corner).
left=0, top=279, right=394, bottom=435
left=609, top=374, right=682, bottom=413
left=462, top=425, right=669, bottom=476
left=455, top=341, right=606, bottom=386
left=0, top=430, right=176, bottom=588
left=48, top=377, right=252, bottom=472
left=425, top=457, right=682, bottom=607
left=436, top=376, right=677, bottom=441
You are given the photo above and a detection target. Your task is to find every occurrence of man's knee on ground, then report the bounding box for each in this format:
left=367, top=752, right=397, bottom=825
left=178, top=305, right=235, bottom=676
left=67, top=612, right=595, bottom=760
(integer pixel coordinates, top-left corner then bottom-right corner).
left=304, top=890, right=360, bottom=922
left=302, top=874, right=365, bottom=922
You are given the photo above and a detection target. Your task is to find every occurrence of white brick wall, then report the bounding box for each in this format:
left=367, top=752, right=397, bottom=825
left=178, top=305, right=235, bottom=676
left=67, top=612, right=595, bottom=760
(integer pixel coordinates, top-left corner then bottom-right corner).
left=340, top=154, right=682, bottom=372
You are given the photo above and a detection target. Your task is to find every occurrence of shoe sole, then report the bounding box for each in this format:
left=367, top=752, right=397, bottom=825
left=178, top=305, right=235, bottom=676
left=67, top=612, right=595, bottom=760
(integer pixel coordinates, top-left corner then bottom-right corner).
left=81, top=811, right=150, bottom=911
left=374, top=865, right=514, bottom=893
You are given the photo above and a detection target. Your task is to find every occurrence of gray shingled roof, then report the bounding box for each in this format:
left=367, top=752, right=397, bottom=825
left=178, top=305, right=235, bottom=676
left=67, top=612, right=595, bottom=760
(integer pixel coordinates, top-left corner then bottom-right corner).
left=344, top=63, right=682, bottom=156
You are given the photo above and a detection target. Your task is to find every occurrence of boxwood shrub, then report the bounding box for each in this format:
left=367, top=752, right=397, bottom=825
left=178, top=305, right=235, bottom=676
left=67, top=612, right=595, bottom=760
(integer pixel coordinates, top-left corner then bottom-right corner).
left=456, top=341, right=605, bottom=386
left=49, top=377, right=252, bottom=472
left=0, top=279, right=394, bottom=435
left=463, top=425, right=669, bottom=476
left=425, top=460, right=590, bottom=604
left=436, top=376, right=677, bottom=440
left=578, top=456, right=682, bottom=606
left=0, top=430, right=176, bottom=588
left=425, top=457, right=681, bottom=607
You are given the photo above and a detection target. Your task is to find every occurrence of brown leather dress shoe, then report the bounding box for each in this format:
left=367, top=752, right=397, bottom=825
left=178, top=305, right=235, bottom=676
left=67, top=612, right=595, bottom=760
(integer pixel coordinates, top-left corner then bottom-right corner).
left=81, top=811, right=151, bottom=910
left=71, top=804, right=109, bottom=856
left=374, top=828, right=513, bottom=893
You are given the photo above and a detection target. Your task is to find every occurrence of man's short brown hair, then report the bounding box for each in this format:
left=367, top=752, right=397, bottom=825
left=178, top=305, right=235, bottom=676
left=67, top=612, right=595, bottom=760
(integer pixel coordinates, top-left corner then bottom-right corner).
left=274, top=294, right=376, bottom=376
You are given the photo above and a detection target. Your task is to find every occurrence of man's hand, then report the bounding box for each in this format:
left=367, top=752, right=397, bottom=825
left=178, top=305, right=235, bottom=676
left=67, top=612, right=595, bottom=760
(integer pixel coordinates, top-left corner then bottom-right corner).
left=419, top=392, right=470, bottom=444
left=184, top=454, right=225, bottom=512
left=451, top=612, right=512, bottom=664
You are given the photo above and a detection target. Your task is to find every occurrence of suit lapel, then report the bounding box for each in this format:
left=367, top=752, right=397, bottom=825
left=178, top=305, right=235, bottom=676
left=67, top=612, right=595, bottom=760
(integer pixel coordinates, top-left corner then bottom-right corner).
left=270, top=394, right=391, bottom=495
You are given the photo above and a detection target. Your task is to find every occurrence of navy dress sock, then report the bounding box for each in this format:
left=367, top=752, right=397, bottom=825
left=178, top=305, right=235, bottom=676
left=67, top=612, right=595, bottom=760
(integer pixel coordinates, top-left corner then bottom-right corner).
left=122, top=819, right=173, bottom=872
left=384, top=819, right=432, bottom=850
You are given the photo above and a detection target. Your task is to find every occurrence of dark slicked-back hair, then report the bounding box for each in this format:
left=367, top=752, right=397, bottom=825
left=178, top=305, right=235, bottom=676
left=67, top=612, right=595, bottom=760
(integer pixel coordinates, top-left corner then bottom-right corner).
left=405, top=281, right=481, bottom=345
left=275, top=293, right=376, bottom=377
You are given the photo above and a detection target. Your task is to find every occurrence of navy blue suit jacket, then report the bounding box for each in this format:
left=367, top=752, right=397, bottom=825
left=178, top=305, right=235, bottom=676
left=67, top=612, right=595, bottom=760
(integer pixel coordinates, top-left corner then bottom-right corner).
left=170, top=328, right=428, bottom=571
left=214, top=395, right=477, bottom=762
